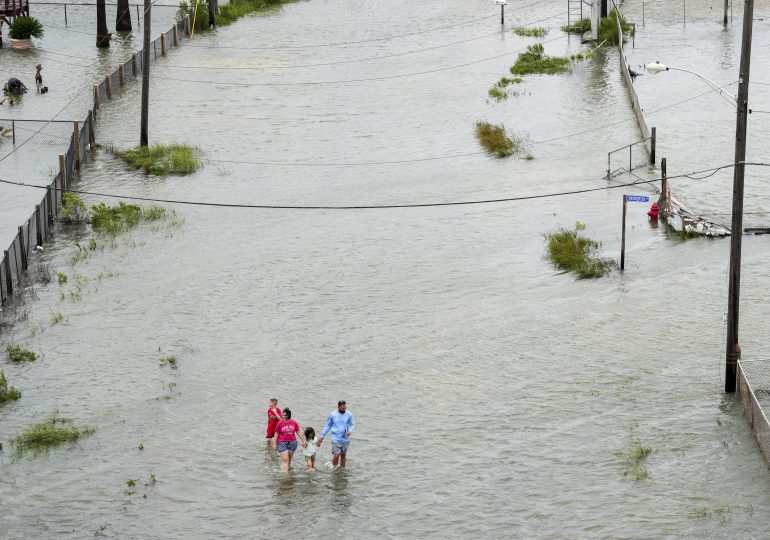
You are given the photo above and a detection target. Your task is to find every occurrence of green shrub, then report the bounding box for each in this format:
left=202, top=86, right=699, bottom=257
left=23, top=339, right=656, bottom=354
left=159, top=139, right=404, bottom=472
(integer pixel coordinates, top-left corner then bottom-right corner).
left=9, top=16, right=44, bottom=40
left=0, top=370, right=22, bottom=404
left=561, top=18, right=591, bottom=34
left=177, top=0, right=210, bottom=31
left=90, top=202, right=142, bottom=235
left=59, top=193, right=89, bottom=222
left=475, top=122, right=520, bottom=158
left=488, top=85, right=508, bottom=101
left=13, top=417, right=95, bottom=452
left=5, top=345, right=37, bottom=362
left=514, top=26, right=549, bottom=37
left=57, top=272, right=68, bottom=284
left=598, top=9, right=633, bottom=45
left=510, top=44, right=571, bottom=76
left=117, top=144, right=202, bottom=176
left=545, top=229, right=614, bottom=278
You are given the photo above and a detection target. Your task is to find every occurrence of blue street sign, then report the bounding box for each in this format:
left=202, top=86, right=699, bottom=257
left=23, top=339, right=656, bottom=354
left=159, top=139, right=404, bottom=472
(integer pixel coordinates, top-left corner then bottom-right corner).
left=625, top=195, right=650, bottom=203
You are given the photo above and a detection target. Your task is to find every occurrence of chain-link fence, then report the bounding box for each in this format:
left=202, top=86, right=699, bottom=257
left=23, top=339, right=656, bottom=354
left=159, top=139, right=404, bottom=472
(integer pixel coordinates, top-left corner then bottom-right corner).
left=2, top=16, right=189, bottom=305
left=737, top=360, right=770, bottom=466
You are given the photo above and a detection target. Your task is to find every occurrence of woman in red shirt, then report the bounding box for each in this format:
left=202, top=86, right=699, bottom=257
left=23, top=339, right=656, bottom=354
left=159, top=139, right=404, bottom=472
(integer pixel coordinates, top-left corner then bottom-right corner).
left=273, top=408, right=306, bottom=472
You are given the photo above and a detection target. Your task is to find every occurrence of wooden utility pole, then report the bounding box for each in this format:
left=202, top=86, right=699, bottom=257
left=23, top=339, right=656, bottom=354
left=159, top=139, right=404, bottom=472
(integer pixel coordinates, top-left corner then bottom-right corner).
left=620, top=195, right=627, bottom=271
left=96, top=0, right=110, bottom=47
left=724, top=0, right=729, bottom=26
left=725, top=0, right=755, bottom=393
left=140, top=0, right=151, bottom=147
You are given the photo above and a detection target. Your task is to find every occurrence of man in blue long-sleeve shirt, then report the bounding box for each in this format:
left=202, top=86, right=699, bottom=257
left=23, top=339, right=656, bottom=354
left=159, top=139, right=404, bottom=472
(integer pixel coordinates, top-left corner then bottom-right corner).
left=318, top=400, right=355, bottom=469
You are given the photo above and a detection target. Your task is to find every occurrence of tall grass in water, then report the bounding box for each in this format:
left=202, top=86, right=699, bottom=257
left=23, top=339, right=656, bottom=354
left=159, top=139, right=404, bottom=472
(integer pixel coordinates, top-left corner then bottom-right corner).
left=513, top=26, right=549, bottom=37
left=0, top=369, right=22, bottom=404
left=510, top=44, right=571, bottom=76
left=117, top=144, right=202, bottom=176
left=598, top=9, right=634, bottom=45
left=475, top=122, right=520, bottom=158
left=545, top=229, right=614, bottom=278
left=5, top=345, right=37, bottom=362
left=90, top=203, right=167, bottom=235
left=13, top=417, right=95, bottom=452
left=561, top=18, right=591, bottom=34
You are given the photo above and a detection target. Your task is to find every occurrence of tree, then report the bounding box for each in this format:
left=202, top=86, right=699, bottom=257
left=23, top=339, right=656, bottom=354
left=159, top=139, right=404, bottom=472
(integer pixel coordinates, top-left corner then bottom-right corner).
left=116, top=0, right=132, bottom=32
left=96, top=0, right=110, bottom=47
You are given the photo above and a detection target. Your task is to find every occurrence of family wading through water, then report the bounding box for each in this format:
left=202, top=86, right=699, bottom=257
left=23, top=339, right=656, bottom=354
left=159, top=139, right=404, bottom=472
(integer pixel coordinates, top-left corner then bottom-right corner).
left=265, top=399, right=355, bottom=472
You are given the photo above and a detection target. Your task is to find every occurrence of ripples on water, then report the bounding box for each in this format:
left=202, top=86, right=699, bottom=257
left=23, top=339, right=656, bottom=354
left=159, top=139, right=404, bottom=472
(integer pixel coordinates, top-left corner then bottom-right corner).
left=2, top=0, right=770, bottom=537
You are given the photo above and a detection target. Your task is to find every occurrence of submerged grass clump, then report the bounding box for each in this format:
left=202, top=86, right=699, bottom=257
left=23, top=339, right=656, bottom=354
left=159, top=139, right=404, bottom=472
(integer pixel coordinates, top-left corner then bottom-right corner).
left=116, top=144, right=202, bottom=176
left=513, top=26, right=549, bottom=37
left=474, top=122, right=520, bottom=158
left=13, top=417, right=95, bottom=452
left=561, top=17, right=591, bottom=34
left=0, top=369, right=22, bottom=404
left=178, top=0, right=297, bottom=28
left=598, top=9, right=634, bottom=45
left=487, top=76, right=524, bottom=101
left=5, top=345, right=37, bottom=362
left=159, top=356, right=178, bottom=368
left=90, top=202, right=167, bottom=236
left=510, top=44, right=571, bottom=76
left=545, top=228, right=614, bottom=278
left=616, top=442, right=653, bottom=480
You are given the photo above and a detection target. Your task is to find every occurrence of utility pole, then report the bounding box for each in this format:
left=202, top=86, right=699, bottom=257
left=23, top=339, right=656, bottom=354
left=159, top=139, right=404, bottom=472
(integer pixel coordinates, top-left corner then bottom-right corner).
left=116, top=0, right=132, bottom=31
left=140, top=0, right=151, bottom=146
left=724, top=0, right=729, bottom=26
left=725, top=0, right=755, bottom=393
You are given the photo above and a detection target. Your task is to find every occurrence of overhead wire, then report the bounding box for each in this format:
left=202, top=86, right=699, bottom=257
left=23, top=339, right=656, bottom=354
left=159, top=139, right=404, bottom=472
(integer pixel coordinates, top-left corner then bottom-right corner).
left=0, top=163, right=761, bottom=211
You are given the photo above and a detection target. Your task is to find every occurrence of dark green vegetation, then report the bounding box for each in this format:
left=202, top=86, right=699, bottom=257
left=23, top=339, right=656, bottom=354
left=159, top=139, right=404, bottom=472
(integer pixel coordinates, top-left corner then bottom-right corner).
left=13, top=417, right=95, bottom=452
left=178, top=0, right=297, bottom=28
left=0, top=369, right=22, bottom=404
left=116, top=144, right=202, bottom=176
left=487, top=76, right=523, bottom=101
left=90, top=202, right=167, bottom=235
left=475, top=122, right=520, bottom=158
left=57, top=272, right=68, bottom=284
left=545, top=228, right=614, bottom=278
left=561, top=18, right=591, bottom=34
left=5, top=345, right=37, bottom=362
left=510, top=44, right=571, bottom=76
left=8, top=15, right=44, bottom=40
left=59, top=193, right=89, bottom=223
left=513, top=26, right=549, bottom=38
left=177, top=0, right=210, bottom=31
left=160, top=356, right=178, bottom=368
left=598, top=9, right=634, bottom=45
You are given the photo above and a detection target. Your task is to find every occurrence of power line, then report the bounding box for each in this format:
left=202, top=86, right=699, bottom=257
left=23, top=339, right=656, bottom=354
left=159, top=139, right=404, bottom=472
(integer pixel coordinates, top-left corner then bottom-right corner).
left=0, top=163, right=757, bottom=211
left=164, top=13, right=564, bottom=71
left=155, top=34, right=569, bottom=87
left=181, top=7, right=539, bottom=51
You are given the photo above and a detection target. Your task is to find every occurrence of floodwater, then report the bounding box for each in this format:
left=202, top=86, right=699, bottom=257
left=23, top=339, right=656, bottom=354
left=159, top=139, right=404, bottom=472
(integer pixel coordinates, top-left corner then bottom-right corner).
left=2, top=0, right=770, bottom=536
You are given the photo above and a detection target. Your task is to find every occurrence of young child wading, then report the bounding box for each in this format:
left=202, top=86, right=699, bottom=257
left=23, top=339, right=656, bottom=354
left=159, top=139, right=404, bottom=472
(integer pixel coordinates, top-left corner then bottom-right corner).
left=265, top=398, right=281, bottom=448
left=302, top=427, right=319, bottom=471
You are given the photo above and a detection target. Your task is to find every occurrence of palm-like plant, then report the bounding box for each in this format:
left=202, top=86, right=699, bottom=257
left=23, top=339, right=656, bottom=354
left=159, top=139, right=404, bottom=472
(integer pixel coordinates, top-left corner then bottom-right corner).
left=8, top=16, right=44, bottom=40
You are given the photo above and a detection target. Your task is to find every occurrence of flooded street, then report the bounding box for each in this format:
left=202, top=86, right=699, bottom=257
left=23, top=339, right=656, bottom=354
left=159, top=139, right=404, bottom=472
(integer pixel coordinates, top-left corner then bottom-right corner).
left=2, top=0, right=770, bottom=536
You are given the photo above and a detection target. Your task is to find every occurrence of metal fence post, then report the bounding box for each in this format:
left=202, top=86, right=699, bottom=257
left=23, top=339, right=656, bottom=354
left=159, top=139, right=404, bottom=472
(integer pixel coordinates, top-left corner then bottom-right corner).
left=18, top=227, right=27, bottom=271
left=11, top=120, right=15, bottom=145
left=35, top=205, right=43, bottom=247
left=650, top=126, right=656, bottom=164
left=88, top=110, right=96, bottom=148
left=59, top=154, right=67, bottom=192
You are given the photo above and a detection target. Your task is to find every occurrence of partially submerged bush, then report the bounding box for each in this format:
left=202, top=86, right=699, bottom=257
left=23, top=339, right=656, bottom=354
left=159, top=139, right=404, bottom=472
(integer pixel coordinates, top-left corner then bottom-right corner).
left=475, top=122, right=520, bottom=158
left=13, top=417, right=95, bottom=452
left=545, top=228, right=614, bottom=278
left=90, top=202, right=167, bottom=235
left=561, top=18, right=591, bottom=34
left=59, top=193, right=88, bottom=223
left=598, top=9, right=633, bottom=45
left=0, top=369, right=22, bottom=404
left=514, top=26, right=549, bottom=37
left=116, top=144, right=202, bottom=176
left=487, top=77, right=524, bottom=102
left=177, top=0, right=210, bottom=31
left=217, top=0, right=288, bottom=26
left=510, top=44, right=571, bottom=76
left=5, top=345, right=37, bottom=362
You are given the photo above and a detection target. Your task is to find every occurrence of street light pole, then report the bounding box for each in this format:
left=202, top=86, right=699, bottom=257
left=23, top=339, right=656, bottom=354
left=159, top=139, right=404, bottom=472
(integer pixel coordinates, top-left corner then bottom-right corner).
left=725, top=0, right=755, bottom=393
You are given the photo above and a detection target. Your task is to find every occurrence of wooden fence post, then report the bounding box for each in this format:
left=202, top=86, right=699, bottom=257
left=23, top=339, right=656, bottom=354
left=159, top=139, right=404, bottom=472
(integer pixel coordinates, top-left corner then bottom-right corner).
left=88, top=110, right=96, bottom=148
left=119, top=64, right=126, bottom=86
left=173, top=23, right=179, bottom=46
left=59, top=154, right=67, bottom=192
left=46, top=187, right=54, bottom=224
left=3, top=251, right=12, bottom=298
left=94, top=84, right=100, bottom=109
left=132, top=52, right=138, bottom=77
left=35, top=205, right=43, bottom=247
left=73, top=121, right=81, bottom=170
left=18, top=227, right=27, bottom=270
left=161, top=32, right=167, bottom=56
left=105, top=75, right=112, bottom=99
left=650, top=126, right=656, bottom=165
left=185, top=14, right=191, bottom=36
